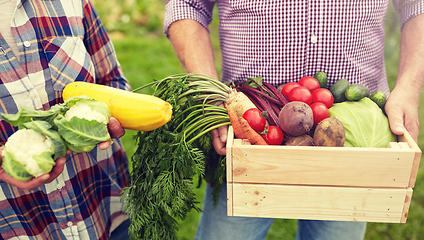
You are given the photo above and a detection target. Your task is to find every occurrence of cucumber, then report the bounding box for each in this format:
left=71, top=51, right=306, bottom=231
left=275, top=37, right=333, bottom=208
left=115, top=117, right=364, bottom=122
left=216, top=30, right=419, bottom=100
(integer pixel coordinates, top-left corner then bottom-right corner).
left=370, top=91, right=387, bottom=109
left=345, top=84, right=370, bottom=101
left=329, top=78, right=349, bottom=103
left=314, top=71, right=328, bottom=88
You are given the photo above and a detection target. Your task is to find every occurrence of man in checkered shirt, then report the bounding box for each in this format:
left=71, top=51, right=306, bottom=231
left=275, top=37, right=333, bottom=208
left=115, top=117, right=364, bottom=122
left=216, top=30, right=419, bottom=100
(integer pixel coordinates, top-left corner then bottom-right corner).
left=164, top=1, right=424, bottom=239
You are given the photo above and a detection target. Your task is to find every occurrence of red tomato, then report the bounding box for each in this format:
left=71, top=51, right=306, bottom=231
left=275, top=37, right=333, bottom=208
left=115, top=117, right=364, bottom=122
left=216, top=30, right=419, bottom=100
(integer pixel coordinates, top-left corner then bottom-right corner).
left=298, top=76, right=320, bottom=93
left=312, top=88, right=334, bottom=108
left=242, top=108, right=266, bottom=132
left=262, top=126, right=284, bottom=145
left=288, top=86, right=312, bottom=105
left=310, top=102, right=329, bottom=126
left=281, top=82, right=301, bottom=99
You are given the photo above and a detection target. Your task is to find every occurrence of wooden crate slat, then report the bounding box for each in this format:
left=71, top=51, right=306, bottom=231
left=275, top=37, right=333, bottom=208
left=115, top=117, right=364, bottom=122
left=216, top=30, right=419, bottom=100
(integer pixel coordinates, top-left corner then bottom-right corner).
left=231, top=144, right=415, bottom=187
left=397, top=130, right=422, bottom=188
left=230, top=183, right=411, bottom=223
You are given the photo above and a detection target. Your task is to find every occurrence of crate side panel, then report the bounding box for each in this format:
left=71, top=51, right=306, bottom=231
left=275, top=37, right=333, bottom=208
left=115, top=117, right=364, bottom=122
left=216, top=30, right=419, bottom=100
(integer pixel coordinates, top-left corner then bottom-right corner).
left=232, top=183, right=408, bottom=223
left=232, top=145, right=415, bottom=187
left=397, top=131, right=422, bottom=188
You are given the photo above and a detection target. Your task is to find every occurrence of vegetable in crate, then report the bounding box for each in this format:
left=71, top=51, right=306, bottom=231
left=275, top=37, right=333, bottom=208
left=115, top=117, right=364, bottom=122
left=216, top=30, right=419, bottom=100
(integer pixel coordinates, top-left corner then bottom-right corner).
left=345, top=83, right=370, bottom=101
left=232, top=76, right=288, bottom=127
left=278, top=101, right=314, bottom=136
left=1, top=122, right=67, bottom=181
left=242, top=108, right=267, bottom=132
left=329, top=78, right=349, bottom=103
left=329, top=97, right=396, bottom=147
left=261, top=126, right=284, bottom=145
left=314, top=71, right=328, bottom=88
left=313, top=117, right=346, bottom=147
left=369, top=90, right=387, bottom=109
left=284, top=134, right=314, bottom=146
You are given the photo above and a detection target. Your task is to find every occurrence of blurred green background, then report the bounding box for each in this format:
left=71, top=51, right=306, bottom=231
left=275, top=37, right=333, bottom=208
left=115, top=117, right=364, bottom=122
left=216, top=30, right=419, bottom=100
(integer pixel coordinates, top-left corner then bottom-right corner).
left=91, top=0, right=424, bottom=239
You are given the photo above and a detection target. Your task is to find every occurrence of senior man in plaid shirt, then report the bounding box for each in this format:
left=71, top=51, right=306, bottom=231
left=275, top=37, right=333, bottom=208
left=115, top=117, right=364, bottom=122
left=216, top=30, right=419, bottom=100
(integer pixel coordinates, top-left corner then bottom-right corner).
left=164, top=0, right=424, bottom=240
left=0, top=0, right=131, bottom=239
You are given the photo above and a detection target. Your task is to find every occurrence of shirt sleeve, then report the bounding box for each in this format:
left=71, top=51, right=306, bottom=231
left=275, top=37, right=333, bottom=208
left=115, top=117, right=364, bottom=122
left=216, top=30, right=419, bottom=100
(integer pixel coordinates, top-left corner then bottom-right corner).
left=82, top=0, right=131, bottom=91
left=164, top=0, right=216, bottom=37
left=392, top=0, right=424, bottom=31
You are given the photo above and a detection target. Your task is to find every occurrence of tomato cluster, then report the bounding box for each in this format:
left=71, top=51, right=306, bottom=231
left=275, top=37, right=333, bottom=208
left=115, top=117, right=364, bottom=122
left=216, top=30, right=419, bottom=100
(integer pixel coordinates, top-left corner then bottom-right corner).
left=242, top=108, right=284, bottom=145
left=281, top=76, right=334, bottom=126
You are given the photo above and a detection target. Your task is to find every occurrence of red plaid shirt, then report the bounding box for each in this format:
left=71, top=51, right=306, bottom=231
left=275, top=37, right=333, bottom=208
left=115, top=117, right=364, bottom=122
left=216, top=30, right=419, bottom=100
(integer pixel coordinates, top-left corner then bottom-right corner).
left=0, top=0, right=131, bottom=239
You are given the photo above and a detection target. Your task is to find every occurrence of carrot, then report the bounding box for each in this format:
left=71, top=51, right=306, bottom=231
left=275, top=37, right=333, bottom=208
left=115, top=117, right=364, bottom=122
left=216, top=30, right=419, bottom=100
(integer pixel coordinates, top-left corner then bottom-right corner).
left=239, top=117, right=268, bottom=145
left=225, top=103, right=246, bottom=139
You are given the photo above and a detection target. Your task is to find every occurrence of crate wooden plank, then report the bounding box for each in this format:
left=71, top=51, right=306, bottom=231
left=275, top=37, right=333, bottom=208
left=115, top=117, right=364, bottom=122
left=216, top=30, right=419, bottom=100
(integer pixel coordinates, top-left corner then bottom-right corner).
left=226, top=126, right=234, bottom=217
left=230, top=144, right=415, bottom=188
left=401, top=189, right=413, bottom=223
left=397, top=130, right=422, bottom=188
left=226, top=126, right=234, bottom=184
left=229, top=183, right=412, bottom=223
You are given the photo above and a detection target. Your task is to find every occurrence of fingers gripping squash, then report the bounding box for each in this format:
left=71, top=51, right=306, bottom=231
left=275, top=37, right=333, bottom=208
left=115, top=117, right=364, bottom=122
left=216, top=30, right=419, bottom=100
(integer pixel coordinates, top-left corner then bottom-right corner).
left=63, top=82, right=172, bottom=131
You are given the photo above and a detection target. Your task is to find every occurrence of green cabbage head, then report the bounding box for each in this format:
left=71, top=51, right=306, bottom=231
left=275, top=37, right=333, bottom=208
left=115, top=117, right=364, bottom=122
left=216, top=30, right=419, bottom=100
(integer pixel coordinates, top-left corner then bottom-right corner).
left=328, top=97, right=396, bottom=148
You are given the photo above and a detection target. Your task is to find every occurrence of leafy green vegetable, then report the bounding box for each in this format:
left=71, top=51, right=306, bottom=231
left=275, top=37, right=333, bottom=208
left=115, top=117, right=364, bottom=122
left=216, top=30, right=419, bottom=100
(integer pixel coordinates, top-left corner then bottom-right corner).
left=1, top=105, right=65, bottom=127
left=54, top=115, right=110, bottom=153
left=328, top=97, right=396, bottom=148
left=1, top=96, right=111, bottom=154
left=123, top=74, right=231, bottom=240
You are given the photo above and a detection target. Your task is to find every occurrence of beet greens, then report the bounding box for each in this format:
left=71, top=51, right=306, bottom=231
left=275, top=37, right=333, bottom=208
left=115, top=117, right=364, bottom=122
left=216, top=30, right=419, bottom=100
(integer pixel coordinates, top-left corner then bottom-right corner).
left=232, top=76, right=288, bottom=127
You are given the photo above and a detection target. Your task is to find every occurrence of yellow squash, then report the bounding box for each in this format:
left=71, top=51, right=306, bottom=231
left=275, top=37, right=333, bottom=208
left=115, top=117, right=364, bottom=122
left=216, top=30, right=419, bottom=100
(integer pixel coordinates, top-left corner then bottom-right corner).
left=63, top=82, right=172, bottom=131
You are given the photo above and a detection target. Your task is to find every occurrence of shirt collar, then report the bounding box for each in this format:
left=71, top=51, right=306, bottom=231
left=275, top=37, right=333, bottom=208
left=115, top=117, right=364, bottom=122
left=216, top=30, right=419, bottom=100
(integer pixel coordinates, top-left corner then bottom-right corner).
left=16, top=0, right=26, bottom=8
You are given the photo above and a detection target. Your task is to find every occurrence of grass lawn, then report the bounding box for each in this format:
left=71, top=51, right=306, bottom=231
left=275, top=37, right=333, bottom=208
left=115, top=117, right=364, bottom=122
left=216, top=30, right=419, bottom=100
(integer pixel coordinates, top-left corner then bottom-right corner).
left=110, top=5, right=424, bottom=240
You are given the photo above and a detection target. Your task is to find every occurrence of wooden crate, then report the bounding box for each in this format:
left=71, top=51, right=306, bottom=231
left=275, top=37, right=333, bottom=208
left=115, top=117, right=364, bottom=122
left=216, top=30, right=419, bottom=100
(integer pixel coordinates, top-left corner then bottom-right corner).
left=226, top=127, right=421, bottom=223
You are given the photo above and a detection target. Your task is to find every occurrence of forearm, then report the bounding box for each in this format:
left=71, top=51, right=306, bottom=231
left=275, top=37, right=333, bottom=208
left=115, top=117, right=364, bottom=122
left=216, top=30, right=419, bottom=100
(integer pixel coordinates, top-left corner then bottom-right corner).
left=395, top=14, right=424, bottom=97
left=168, top=19, right=219, bottom=79
left=385, top=13, right=424, bottom=141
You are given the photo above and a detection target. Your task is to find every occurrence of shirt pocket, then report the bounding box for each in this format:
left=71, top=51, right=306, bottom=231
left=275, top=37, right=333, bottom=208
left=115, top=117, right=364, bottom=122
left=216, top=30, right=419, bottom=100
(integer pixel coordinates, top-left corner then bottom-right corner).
left=41, top=37, right=95, bottom=92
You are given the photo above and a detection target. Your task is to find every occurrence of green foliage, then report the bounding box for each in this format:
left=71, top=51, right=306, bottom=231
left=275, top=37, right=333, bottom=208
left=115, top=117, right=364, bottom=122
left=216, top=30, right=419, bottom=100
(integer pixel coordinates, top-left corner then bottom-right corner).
left=92, top=0, right=166, bottom=35
left=123, top=74, right=231, bottom=239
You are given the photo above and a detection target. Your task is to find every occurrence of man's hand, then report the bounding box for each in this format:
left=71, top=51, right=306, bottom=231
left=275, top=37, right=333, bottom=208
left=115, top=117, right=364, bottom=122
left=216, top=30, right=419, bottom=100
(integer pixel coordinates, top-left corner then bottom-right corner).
left=385, top=85, right=420, bottom=142
left=210, top=104, right=228, bottom=155
left=388, top=14, right=424, bottom=143
left=0, top=146, right=69, bottom=190
left=98, top=117, right=125, bottom=150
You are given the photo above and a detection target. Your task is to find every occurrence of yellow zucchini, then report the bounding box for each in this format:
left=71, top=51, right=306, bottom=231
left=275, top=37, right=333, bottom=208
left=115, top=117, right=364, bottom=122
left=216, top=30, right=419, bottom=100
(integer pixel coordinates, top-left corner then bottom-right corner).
left=63, top=81, right=172, bottom=131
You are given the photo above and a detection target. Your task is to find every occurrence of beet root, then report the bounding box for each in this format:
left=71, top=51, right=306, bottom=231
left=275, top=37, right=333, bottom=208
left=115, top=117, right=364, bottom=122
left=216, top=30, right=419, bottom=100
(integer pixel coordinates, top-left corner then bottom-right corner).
left=278, top=101, right=313, bottom=136
left=284, top=134, right=314, bottom=146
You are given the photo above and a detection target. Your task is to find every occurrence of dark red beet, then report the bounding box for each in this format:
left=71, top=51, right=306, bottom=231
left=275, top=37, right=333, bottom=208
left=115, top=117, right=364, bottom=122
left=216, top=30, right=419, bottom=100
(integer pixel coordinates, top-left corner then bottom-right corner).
left=278, top=101, right=313, bottom=136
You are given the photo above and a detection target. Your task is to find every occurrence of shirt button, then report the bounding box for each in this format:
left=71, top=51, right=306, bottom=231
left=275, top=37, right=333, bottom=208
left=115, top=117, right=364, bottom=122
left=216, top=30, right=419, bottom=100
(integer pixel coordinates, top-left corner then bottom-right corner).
left=311, top=35, right=318, bottom=43
left=24, top=41, right=31, bottom=48
left=29, top=92, right=36, bottom=99
left=67, top=221, right=73, bottom=227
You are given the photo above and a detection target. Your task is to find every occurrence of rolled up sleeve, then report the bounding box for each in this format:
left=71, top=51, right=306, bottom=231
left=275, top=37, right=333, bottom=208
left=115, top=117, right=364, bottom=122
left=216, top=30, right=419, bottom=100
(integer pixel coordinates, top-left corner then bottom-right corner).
left=164, top=0, right=216, bottom=37
left=393, top=0, right=424, bottom=31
